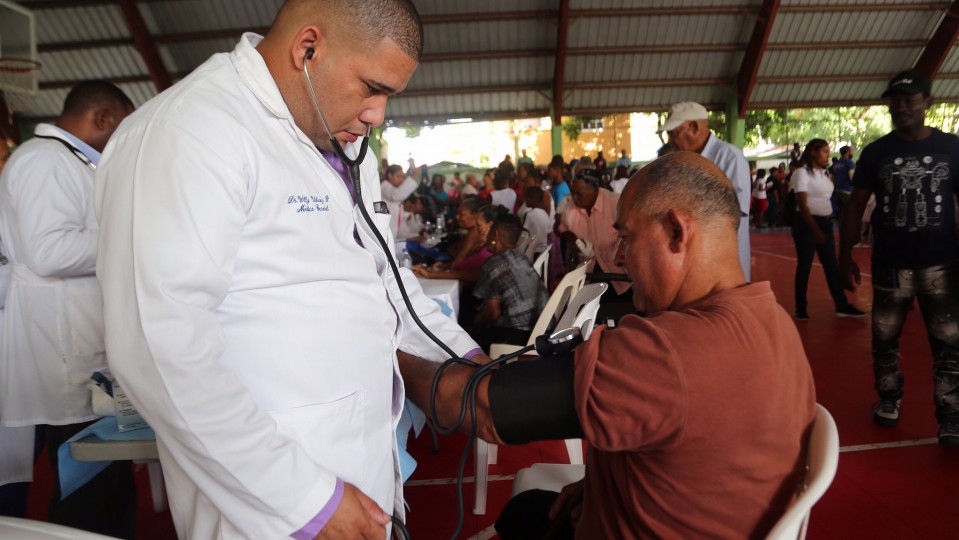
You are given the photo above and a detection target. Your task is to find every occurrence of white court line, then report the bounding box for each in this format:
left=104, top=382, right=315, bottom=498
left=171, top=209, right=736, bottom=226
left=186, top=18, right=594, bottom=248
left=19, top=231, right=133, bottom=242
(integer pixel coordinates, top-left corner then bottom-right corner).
left=752, top=248, right=872, bottom=279
left=467, top=525, right=498, bottom=540
left=840, top=438, right=939, bottom=452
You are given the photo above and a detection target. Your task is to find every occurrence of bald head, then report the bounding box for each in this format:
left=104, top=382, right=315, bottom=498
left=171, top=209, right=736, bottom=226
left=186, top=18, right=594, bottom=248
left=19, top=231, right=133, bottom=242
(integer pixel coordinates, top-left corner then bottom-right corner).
left=614, top=152, right=745, bottom=313
left=271, top=0, right=423, bottom=61
left=622, top=151, right=741, bottom=234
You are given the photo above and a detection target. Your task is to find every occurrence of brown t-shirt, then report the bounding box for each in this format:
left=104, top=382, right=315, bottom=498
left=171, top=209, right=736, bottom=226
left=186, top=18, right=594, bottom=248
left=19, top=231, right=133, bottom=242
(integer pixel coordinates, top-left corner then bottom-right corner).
left=573, top=282, right=816, bottom=538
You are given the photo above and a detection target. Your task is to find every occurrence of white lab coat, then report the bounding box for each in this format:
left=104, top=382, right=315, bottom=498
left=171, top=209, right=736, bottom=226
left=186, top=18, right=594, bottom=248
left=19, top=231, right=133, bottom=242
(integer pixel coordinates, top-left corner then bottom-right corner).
left=96, top=33, right=478, bottom=540
left=0, top=124, right=104, bottom=427
left=381, top=177, right=417, bottom=236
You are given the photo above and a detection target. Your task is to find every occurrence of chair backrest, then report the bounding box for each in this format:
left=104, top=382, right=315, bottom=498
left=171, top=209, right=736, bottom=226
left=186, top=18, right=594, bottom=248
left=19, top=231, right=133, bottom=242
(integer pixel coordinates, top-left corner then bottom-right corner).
left=517, top=230, right=537, bottom=261
left=526, top=260, right=590, bottom=344
left=765, top=403, right=840, bottom=540
left=532, top=245, right=552, bottom=285
left=554, top=282, right=607, bottom=340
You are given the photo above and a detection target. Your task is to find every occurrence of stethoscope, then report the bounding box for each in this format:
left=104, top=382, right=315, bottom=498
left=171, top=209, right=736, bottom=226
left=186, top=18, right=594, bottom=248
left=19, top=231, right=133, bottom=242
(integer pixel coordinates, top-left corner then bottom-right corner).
left=301, top=47, right=459, bottom=356
left=303, top=47, right=453, bottom=540
left=33, top=134, right=97, bottom=172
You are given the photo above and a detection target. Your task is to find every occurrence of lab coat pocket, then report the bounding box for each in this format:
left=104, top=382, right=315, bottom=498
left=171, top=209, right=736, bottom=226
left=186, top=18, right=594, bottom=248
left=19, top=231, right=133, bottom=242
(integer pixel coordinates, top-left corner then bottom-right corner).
left=60, top=286, right=106, bottom=376
left=268, top=391, right=368, bottom=487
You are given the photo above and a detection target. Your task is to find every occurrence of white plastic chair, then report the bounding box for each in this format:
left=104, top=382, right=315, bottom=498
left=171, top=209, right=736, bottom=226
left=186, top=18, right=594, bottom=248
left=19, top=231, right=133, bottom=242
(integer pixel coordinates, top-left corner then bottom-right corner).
left=0, top=516, right=119, bottom=539
left=532, top=245, right=551, bottom=287
left=765, top=403, right=840, bottom=540
left=508, top=403, right=838, bottom=540
left=474, top=268, right=598, bottom=515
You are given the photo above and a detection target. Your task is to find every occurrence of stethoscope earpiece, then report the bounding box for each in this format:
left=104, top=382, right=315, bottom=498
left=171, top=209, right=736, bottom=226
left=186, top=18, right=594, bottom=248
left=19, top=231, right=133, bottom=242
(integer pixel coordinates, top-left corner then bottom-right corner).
left=305, top=47, right=314, bottom=61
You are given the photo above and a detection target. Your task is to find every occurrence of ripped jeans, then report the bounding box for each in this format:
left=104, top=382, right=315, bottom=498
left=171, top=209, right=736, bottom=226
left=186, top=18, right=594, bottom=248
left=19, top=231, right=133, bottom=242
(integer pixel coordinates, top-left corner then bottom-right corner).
left=872, top=260, right=959, bottom=422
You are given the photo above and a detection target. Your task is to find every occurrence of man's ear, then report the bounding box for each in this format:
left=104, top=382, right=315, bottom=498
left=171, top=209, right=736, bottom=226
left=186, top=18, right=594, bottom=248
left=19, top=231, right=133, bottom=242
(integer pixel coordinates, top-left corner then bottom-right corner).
left=665, top=209, right=693, bottom=254
left=92, top=107, right=114, bottom=131
left=292, top=25, right=324, bottom=70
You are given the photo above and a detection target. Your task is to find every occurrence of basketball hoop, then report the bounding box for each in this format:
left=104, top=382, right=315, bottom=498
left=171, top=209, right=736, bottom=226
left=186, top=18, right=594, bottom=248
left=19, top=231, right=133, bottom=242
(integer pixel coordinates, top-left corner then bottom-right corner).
left=0, top=57, right=41, bottom=114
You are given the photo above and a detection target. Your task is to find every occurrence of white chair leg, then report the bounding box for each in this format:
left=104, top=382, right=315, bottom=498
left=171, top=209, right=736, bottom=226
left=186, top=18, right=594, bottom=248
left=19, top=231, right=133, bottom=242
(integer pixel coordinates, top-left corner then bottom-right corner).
left=488, top=443, right=498, bottom=465
left=147, top=461, right=168, bottom=513
left=565, top=439, right=583, bottom=465
left=473, top=439, right=489, bottom=515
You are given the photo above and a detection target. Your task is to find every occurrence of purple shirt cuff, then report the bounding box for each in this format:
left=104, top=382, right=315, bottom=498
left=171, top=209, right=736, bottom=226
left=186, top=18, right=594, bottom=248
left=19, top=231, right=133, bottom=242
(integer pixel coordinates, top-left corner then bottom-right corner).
left=291, top=477, right=344, bottom=540
left=463, top=348, right=483, bottom=360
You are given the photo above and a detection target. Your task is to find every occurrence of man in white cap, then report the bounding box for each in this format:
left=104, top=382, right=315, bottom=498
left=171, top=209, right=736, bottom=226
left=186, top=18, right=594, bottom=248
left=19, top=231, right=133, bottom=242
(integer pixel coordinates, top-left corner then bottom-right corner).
left=658, top=102, right=752, bottom=281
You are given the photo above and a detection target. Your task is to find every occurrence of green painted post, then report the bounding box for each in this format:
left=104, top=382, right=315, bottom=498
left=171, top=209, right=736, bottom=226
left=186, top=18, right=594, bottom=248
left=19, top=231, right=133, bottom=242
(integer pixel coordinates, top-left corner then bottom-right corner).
left=551, top=125, right=563, bottom=157
left=725, top=97, right=745, bottom=150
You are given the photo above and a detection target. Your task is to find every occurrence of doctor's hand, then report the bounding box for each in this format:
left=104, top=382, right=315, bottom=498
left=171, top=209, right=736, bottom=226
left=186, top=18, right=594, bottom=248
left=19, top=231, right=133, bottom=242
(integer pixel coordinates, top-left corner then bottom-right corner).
left=315, top=483, right=390, bottom=540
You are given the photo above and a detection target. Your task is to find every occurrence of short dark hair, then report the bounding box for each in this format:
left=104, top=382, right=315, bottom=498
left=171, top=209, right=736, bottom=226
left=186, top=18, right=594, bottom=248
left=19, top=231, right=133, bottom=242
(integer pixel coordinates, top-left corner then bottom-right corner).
left=492, top=213, right=523, bottom=245
left=524, top=186, right=544, bottom=204
left=839, top=145, right=851, bottom=157
left=386, top=164, right=403, bottom=176
left=493, top=169, right=510, bottom=190
left=62, top=80, right=133, bottom=117
left=348, top=0, right=423, bottom=60
left=756, top=169, right=766, bottom=178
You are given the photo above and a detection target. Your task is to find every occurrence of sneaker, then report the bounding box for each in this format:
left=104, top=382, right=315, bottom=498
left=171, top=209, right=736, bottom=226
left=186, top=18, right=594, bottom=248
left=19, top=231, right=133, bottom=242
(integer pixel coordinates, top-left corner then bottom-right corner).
left=794, top=310, right=809, bottom=321
left=939, top=421, right=959, bottom=448
left=837, top=305, right=867, bottom=318
left=873, top=399, right=901, bottom=426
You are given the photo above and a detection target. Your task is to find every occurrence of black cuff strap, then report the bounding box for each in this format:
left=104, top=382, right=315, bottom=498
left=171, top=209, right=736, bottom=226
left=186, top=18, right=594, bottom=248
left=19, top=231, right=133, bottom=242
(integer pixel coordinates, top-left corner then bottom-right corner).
left=488, top=351, right=585, bottom=445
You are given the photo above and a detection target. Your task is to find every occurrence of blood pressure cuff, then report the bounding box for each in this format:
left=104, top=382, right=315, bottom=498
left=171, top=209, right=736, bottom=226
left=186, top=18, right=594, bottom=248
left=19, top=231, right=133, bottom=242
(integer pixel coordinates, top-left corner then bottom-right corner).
left=487, top=351, right=585, bottom=445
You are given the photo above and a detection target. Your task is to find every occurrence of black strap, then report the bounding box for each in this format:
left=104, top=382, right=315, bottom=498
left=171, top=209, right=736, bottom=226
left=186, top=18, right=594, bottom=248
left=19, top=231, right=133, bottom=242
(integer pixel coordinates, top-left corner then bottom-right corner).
left=33, top=134, right=95, bottom=169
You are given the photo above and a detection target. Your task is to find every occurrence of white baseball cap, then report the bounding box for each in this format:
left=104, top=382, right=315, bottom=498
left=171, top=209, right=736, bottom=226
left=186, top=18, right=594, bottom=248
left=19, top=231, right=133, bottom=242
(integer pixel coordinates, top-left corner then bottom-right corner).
left=657, top=102, right=708, bottom=133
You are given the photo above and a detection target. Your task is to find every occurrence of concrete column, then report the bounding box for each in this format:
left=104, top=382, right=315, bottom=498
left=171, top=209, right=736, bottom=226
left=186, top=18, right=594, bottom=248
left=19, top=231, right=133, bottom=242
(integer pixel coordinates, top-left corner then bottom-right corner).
left=725, top=97, right=745, bottom=149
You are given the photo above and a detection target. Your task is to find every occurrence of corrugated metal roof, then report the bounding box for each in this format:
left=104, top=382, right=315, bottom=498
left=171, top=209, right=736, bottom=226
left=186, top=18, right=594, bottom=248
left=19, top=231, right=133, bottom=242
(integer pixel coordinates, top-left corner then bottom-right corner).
left=9, top=0, right=959, bottom=126
left=759, top=48, right=921, bottom=78
left=139, top=0, right=281, bottom=34
left=567, top=51, right=743, bottom=82
left=35, top=4, right=127, bottom=43
left=567, top=14, right=750, bottom=48
left=39, top=46, right=146, bottom=82
left=425, top=21, right=553, bottom=54
left=410, top=57, right=552, bottom=89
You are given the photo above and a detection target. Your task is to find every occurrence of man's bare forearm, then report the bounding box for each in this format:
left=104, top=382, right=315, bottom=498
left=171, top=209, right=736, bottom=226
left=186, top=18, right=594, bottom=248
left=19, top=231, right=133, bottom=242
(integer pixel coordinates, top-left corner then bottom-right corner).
left=397, top=351, right=505, bottom=445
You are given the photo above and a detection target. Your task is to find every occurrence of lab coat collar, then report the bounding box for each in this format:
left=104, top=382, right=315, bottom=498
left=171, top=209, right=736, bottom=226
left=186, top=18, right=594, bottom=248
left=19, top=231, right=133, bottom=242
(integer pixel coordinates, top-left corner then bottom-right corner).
left=34, top=123, right=101, bottom=166
left=232, top=33, right=291, bottom=121
left=231, top=33, right=365, bottom=164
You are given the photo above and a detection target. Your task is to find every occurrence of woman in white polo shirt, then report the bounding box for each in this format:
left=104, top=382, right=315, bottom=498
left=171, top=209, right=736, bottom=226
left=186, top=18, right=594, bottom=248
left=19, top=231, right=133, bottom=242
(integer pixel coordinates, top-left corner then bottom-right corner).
left=792, top=139, right=865, bottom=320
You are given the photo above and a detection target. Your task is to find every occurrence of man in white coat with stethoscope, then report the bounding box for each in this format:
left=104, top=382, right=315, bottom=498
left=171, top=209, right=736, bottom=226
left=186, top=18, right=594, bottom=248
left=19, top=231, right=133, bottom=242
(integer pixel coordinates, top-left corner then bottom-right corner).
left=0, top=81, right=136, bottom=537
left=96, top=1, right=487, bottom=538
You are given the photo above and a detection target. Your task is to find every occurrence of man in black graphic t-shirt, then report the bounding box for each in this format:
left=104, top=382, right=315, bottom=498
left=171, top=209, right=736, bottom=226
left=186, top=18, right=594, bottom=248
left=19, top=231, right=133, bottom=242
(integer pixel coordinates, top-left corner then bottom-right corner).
left=840, top=70, right=959, bottom=448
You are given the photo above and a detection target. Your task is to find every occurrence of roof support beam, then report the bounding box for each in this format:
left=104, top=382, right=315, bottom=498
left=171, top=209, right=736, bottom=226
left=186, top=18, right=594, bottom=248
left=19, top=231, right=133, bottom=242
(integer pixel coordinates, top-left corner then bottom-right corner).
left=117, top=0, right=172, bottom=92
left=736, top=0, right=781, bottom=118
left=914, top=0, right=959, bottom=77
left=553, top=0, right=570, bottom=125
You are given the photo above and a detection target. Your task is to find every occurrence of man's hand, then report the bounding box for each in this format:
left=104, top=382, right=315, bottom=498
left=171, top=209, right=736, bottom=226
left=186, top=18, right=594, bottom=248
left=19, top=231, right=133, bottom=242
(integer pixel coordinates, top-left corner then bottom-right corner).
left=547, top=479, right=585, bottom=531
left=840, top=257, right=861, bottom=292
left=315, top=483, right=390, bottom=540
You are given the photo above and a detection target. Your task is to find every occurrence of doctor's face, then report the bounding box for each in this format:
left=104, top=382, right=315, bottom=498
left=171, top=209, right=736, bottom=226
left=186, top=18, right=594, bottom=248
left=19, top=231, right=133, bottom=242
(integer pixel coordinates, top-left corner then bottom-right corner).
left=307, top=37, right=417, bottom=151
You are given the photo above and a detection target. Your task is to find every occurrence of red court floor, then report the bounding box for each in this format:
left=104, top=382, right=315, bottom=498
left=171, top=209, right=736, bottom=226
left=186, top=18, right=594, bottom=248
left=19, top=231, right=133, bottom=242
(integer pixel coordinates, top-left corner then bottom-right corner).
left=23, top=230, right=959, bottom=538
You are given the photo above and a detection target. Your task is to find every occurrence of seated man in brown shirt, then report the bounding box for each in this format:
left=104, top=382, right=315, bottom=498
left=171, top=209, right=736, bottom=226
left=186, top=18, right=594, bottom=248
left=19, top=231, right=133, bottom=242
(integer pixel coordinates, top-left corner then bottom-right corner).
left=399, top=151, right=816, bottom=539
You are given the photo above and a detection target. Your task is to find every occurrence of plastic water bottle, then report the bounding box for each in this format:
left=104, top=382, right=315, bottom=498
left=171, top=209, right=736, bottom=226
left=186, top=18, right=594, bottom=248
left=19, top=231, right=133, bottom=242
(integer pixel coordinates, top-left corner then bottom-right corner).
left=397, top=248, right=413, bottom=269
left=436, top=214, right=446, bottom=237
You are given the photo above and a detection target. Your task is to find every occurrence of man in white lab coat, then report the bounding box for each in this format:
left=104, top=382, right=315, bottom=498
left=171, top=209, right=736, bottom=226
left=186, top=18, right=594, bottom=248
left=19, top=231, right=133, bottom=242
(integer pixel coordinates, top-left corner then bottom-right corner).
left=96, top=1, right=484, bottom=538
left=0, top=81, right=136, bottom=537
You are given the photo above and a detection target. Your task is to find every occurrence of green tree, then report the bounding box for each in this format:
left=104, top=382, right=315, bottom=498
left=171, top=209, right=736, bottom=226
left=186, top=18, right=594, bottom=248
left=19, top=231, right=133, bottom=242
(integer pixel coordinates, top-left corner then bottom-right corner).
left=561, top=115, right=602, bottom=142
left=708, top=107, right=893, bottom=150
